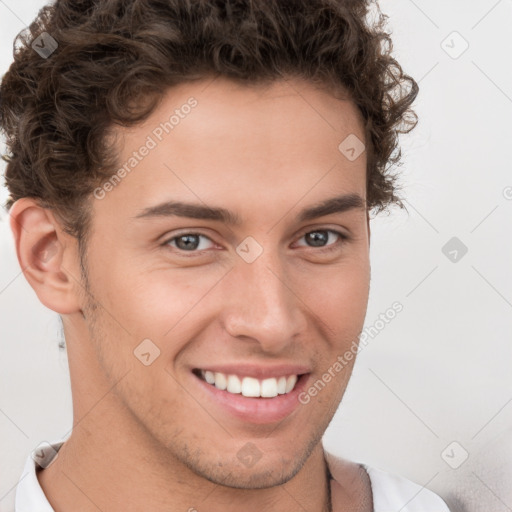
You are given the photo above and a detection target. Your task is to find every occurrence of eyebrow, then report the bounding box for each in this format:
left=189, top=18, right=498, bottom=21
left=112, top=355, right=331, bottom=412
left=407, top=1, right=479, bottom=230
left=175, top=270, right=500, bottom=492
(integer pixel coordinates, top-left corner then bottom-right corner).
left=134, top=193, right=366, bottom=224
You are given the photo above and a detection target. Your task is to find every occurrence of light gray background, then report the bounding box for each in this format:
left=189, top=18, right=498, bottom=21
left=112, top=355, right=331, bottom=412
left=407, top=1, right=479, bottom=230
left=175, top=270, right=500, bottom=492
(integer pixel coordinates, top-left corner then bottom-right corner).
left=1, top=1, right=511, bottom=511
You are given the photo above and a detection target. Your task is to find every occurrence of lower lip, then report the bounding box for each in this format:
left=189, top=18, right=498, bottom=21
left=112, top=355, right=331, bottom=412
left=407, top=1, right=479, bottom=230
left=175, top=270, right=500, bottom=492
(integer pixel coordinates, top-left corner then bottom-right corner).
left=192, top=372, right=310, bottom=424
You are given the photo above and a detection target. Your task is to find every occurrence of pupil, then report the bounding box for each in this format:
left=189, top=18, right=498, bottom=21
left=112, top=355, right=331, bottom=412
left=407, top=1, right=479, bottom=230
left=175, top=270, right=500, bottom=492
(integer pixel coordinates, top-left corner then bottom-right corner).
left=307, top=231, right=327, bottom=247
left=177, top=234, right=199, bottom=250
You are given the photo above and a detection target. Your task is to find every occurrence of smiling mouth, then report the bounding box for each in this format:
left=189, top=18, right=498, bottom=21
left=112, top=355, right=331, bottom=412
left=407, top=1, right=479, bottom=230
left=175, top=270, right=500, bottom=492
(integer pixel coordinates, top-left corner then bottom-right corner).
left=192, top=368, right=306, bottom=398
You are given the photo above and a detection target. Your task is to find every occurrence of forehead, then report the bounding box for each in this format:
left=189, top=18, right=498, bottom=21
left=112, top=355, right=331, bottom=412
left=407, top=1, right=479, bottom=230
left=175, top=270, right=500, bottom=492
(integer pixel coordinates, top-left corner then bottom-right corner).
left=96, top=77, right=367, bottom=224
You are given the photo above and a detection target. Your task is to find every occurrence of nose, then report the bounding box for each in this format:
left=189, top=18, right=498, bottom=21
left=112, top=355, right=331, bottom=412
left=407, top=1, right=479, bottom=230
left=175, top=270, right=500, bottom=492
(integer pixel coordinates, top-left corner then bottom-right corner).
left=221, top=248, right=308, bottom=354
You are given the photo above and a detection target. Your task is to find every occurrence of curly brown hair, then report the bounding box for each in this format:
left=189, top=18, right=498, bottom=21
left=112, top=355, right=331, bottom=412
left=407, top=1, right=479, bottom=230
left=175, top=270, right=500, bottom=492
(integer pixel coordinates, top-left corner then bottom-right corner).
left=1, top=0, right=418, bottom=244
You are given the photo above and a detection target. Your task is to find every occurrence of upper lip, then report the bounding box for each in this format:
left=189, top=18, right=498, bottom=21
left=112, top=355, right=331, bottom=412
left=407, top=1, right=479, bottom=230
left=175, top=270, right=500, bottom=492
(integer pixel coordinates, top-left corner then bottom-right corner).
left=193, top=363, right=311, bottom=380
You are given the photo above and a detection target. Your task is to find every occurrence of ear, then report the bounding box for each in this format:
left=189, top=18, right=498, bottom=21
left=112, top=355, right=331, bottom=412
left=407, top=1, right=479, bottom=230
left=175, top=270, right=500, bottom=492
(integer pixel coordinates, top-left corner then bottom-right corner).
left=8, top=198, right=83, bottom=315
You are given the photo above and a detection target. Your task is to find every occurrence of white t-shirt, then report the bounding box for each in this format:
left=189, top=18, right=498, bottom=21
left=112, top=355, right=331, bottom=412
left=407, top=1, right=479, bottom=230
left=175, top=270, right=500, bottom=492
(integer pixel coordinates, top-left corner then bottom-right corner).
left=15, top=440, right=451, bottom=511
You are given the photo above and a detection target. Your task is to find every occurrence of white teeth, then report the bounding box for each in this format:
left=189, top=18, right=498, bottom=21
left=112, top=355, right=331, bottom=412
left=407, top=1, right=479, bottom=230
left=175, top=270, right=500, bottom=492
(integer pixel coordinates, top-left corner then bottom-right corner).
left=277, top=376, right=287, bottom=394
left=261, top=378, right=278, bottom=398
left=214, top=372, right=227, bottom=390
left=285, top=375, right=297, bottom=393
left=199, top=370, right=300, bottom=397
left=227, top=374, right=242, bottom=394
left=241, top=377, right=260, bottom=397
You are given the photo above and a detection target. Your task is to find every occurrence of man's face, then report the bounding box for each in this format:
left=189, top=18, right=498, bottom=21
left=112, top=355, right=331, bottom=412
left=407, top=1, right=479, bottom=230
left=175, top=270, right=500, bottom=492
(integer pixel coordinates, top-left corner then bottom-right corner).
left=74, top=77, right=370, bottom=488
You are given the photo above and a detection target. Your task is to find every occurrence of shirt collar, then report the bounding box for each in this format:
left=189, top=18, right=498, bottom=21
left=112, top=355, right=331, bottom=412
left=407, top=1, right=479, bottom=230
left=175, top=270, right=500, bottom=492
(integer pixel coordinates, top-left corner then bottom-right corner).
left=15, top=440, right=65, bottom=512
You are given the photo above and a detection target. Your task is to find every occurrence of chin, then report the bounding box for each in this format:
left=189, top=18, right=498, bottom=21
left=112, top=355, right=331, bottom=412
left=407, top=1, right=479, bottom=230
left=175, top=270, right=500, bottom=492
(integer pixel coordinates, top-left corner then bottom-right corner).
left=206, top=463, right=299, bottom=490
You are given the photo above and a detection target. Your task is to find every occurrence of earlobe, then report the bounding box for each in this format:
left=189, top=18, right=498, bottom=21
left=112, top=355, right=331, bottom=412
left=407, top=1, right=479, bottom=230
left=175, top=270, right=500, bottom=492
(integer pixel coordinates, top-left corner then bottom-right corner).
left=8, top=198, right=83, bottom=315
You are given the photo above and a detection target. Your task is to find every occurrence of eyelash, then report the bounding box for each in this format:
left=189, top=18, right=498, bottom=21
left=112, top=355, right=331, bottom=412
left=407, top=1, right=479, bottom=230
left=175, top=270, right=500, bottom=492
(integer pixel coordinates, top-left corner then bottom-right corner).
left=162, top=229, right=349, bottom=256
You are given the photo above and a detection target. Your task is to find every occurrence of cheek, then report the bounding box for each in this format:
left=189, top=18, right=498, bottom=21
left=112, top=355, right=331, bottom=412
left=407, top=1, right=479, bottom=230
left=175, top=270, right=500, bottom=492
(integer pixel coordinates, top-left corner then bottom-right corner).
left=94, top=256, right=226, bottom=337
left=301, top=259, right=370, bottom=335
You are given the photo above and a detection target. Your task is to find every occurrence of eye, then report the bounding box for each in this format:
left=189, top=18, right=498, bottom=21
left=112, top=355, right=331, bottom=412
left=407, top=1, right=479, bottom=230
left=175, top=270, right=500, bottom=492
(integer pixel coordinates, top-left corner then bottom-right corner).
left=164, top=233, right=216, bottom=252
left=295, top=229, right=347, bottom=251
left=162, top=228, right=348, bottom=256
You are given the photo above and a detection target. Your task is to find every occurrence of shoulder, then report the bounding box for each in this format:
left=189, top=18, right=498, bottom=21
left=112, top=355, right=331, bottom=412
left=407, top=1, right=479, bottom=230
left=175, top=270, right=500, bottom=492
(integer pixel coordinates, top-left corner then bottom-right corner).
left=361, top=463, right=451, bottom=512
left=323, top=449, right=450, bottom=512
